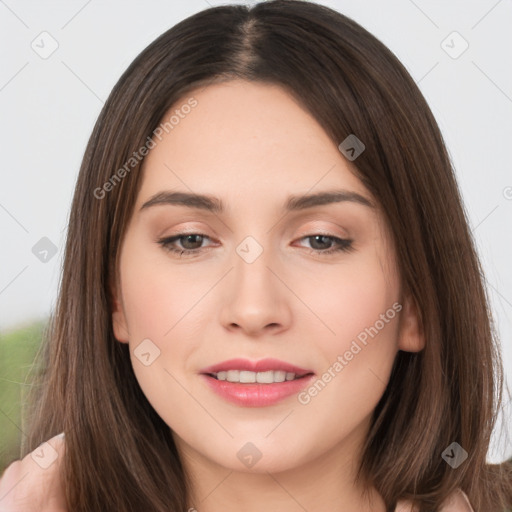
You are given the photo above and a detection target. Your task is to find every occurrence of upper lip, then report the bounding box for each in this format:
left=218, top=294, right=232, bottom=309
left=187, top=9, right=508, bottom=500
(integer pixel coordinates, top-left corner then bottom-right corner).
left=200, top=358, right=314, bottom=377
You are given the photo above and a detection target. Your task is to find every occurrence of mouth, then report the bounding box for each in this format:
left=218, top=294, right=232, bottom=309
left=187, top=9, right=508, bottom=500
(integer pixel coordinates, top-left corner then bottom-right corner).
left=199, top=358, right=315, bottom=407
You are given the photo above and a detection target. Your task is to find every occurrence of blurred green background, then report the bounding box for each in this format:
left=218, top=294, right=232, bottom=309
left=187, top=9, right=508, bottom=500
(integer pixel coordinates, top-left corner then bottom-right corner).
left=0, top=319, right=46, bottom=476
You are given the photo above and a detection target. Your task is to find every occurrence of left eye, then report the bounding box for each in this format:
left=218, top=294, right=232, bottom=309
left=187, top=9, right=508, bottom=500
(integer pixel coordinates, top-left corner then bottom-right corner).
left=158, top=233, right=211, bottom=255
left=157, top=233, right=353, bottom=257
left=297, top=234, right=353, bottom=254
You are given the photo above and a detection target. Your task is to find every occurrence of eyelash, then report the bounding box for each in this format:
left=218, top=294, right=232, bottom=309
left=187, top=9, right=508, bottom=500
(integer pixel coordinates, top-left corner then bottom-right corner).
left=157, top=232, right=354, bottom=258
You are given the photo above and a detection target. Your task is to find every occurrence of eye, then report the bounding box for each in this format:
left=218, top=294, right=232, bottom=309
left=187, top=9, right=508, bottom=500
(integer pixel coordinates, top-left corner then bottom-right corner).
left=296, top=234, right=354, bottom=255
left=157, top=232, right=354, bottom=258
left=157, top=233, right=213, bottom=257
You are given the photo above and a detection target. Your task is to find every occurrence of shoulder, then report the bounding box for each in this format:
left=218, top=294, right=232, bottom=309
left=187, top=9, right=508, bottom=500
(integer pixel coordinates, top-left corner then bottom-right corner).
left=439, top=490, right=474, bottom=512
left=395, top=489, right=474, bottom=512
left=0, top=433, right=66, bottom=512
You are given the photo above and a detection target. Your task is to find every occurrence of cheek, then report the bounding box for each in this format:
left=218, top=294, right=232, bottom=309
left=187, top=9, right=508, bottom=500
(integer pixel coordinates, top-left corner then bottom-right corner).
left=117, top=244, right=204, bottom=428
left=304, top=253, right=400, bottom=349
left=118, top=241, right=220, bottom=407
left=295, top=251, right=401, bottom=407
left=294, top=253, right=401, bottom=426
left=119, top=242, right=208, bottom=343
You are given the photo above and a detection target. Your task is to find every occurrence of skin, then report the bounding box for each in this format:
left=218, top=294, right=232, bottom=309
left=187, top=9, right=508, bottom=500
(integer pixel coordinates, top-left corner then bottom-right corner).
left=111, top=80, right=424, bottom=512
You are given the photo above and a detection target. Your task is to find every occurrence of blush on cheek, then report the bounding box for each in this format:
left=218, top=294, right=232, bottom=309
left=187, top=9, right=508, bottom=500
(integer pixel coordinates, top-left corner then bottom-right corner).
left=317, top=275, right=398, bottom=343
left=306, top=266, right=401, bottom=383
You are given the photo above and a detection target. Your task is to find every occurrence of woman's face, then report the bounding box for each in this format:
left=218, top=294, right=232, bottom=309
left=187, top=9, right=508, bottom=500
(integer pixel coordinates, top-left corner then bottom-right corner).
left=112, top=79, right=422, bottom=475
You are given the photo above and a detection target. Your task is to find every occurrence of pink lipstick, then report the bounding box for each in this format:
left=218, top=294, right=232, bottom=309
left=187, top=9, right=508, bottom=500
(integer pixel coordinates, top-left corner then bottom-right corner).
left=200, top=358, right=315, bottom=407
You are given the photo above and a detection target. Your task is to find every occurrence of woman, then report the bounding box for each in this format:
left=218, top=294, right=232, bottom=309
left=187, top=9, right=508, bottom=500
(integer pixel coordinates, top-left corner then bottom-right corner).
left=1, top=1, right=511, bottom=510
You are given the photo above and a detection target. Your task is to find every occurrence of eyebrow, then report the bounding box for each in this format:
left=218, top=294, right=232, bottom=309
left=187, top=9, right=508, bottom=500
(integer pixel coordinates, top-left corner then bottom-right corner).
left=139, top=189, right=374, bottom=214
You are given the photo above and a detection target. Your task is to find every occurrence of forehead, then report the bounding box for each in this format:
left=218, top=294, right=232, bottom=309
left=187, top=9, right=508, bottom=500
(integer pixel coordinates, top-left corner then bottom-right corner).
left=137, top=79, right=370, bottom=207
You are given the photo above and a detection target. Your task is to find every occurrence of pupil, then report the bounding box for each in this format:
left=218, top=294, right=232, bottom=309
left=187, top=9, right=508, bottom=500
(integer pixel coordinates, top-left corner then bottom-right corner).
left=311, top=235, right=331, bottom=250
left=183, top=235, right=202, bottom=249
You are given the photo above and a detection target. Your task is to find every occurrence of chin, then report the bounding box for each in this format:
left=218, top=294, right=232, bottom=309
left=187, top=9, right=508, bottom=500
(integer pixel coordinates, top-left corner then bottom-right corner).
left=209, top=440, right=309, bottom=475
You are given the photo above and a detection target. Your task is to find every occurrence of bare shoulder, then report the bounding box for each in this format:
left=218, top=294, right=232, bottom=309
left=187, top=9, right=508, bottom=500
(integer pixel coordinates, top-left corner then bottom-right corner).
left=0, top=433, right=67, bottom=512
left=395, top=489, right=474, bottom=512
left=439, top=489, right=474, bottom=512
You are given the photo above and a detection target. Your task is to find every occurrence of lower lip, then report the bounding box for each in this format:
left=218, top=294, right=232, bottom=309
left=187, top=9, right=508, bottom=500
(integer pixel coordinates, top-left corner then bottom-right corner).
left=201, top=374, right=315, bottom=407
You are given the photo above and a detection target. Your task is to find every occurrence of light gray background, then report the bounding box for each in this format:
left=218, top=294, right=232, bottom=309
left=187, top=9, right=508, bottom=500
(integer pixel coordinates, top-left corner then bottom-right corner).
left=0, top=0, right=511, bottom=462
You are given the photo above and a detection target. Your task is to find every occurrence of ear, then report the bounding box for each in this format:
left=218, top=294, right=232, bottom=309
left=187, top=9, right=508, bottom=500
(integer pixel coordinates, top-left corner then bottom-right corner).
left=397, top=293, right=424, bottom=353
left=111, top=281, right=130, bottom=344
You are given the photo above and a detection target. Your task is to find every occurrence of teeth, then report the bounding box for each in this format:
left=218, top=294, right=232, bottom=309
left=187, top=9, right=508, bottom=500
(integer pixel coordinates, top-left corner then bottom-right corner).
left=214, top=370, right=299, bottom=383
left=226, top=370, right=239, bottom=382
left=240, top=370, right=256, bottom=383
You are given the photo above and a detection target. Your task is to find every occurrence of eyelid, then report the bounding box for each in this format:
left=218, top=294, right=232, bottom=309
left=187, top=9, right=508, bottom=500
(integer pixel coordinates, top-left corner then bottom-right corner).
left=295, top=222, right=350, bottom=240
left=156, top=221, right=211, bottom=235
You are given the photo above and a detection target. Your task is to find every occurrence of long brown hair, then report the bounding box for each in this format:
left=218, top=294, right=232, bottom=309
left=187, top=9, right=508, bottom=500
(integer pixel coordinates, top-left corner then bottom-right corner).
left=21, top=1, right=511, bottom=510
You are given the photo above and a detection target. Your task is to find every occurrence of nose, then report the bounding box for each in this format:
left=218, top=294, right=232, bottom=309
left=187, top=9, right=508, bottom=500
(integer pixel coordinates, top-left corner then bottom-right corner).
left=218, top=240, right=292, bottom=337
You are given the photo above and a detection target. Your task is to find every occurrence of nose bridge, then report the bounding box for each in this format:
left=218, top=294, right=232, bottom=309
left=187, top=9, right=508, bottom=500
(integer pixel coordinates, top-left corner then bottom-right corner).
left=218, top=232, right=291, bottom=334
left=232, top=234, right=276, bottom=294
